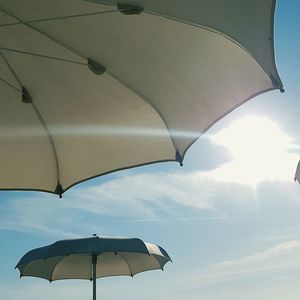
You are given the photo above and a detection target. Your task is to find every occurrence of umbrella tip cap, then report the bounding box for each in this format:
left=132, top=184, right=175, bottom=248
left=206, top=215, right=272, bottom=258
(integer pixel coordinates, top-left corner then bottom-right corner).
left=269, top=75, right=284, bottom=93
left=117, top=3, right=143, bottom=15
left=175, top=150, right=183, bottom=166
left=55, top=183, right=63, bottom=198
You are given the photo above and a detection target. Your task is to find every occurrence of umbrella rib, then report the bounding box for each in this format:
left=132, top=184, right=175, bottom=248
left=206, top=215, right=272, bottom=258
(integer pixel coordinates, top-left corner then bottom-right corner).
left=0, top=47, right=86, bottom=65
left=116, top=252, right=134, bottom=277
left=0, top=3, right=277, bottom=177
left=150, top=255, right=165, bottom=270
left=145, top=10, right=281, bottom=88
left=0, top=7, right=87, bottom=61
left=0, top=9, right=118, bottom=27
left=0, top=51, right=23, bottom=87
left=14, top=0, right=275, bottom=85
left=0, top=76, right=21, bottom=92
left=0, top=51, right=62, bottom=191
left=0, top=6, right=193, bottom=160
left=0, top=4, right=281, bottom=91
left=47, top=256, right=66, bottom=282
left=146, top=11, right=223, bottom=35
left=31, top=101, right=62, bottom=190
left=106, top=70, right=178, bottom=154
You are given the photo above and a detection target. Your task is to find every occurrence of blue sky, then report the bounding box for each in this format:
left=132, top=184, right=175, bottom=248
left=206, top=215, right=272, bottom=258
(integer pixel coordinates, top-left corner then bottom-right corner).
left=1, top=1, right=300, bottom=299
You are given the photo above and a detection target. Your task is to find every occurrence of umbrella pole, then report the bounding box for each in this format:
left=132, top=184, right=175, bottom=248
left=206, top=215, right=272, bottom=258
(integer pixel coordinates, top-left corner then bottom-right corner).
left=92, top=254, right=97, bottom=300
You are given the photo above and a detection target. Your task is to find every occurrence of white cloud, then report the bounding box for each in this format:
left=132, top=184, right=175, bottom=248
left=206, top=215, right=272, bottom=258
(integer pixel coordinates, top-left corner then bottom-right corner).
left=220, top=240, right=300, bottom=267
left=2, top=166, right=300, bottom=237
left=153, top=239, right=300, bottom=298
left=0, top=170, right=255, bottom=236
left=73, top=171, right=216, bottom=211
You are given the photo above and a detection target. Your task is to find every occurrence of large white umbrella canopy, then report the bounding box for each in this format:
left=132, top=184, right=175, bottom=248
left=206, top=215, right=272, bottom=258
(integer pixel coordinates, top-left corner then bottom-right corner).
left=0, top=0, right=283, bottom=196
left=16, top=235, right=171, bottom=300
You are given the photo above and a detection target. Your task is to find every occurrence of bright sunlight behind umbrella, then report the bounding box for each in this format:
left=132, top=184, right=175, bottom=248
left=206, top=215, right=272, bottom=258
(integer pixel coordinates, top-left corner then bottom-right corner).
left=208, top=116, right=297, bottom=185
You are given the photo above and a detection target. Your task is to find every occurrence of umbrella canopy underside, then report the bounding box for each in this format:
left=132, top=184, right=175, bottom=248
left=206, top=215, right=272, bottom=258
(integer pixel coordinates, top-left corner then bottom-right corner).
left=16, top=236, right=171, bottom=281
left=18, top=252, right=168, bottom=281
left=0, top=0, right=282, bottom=195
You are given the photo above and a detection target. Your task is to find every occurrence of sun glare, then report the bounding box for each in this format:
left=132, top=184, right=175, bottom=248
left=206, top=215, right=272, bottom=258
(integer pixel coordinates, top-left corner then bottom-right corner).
left=206, top=116, right=298, bottom=185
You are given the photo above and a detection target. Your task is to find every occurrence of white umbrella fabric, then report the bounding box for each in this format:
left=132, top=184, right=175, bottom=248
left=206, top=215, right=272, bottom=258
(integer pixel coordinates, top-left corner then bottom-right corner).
left=16, top=235, right=171, bottom=300
left=0, top=0, right=283, bottom=196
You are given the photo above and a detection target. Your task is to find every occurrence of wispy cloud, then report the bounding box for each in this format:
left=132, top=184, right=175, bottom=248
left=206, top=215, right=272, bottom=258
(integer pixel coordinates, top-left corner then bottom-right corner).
left=70, top=171, right=217, bottom=212
left=0, top=170, right=257, bottom=236
left=220, top=240, right=300, bottom=267
left=154, top=239, right=300, bottom=296
left=1, top=165, right=300, bottom=237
